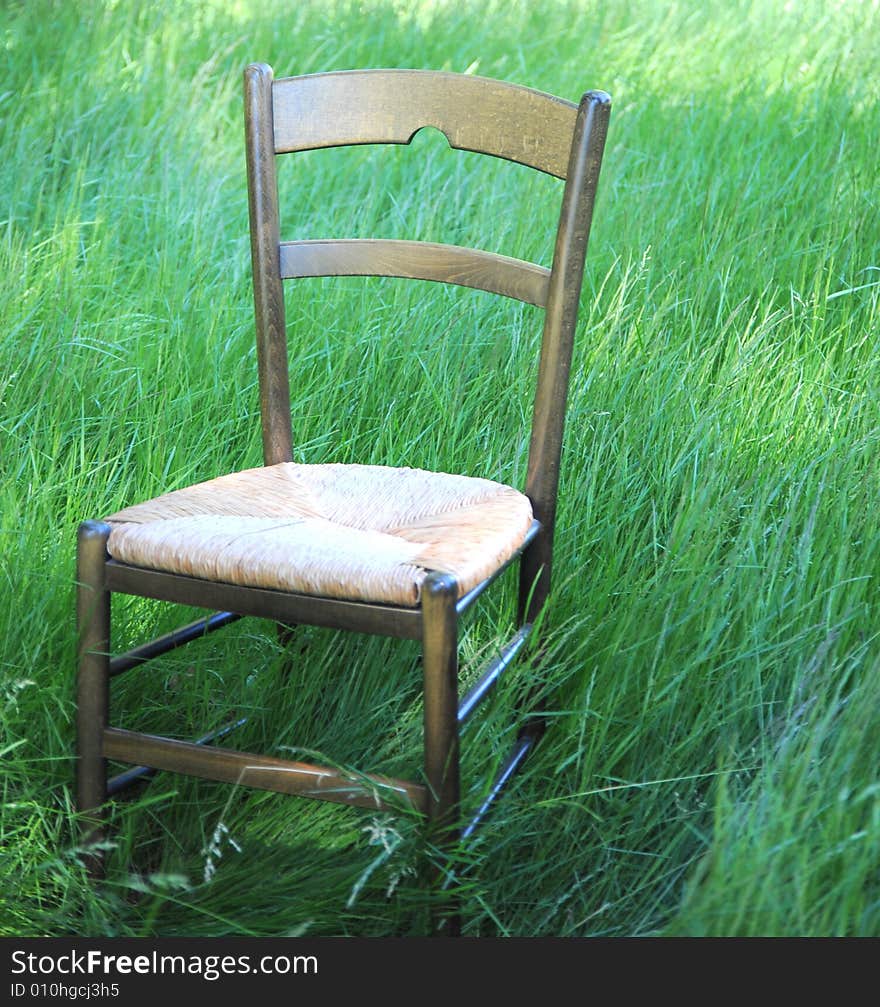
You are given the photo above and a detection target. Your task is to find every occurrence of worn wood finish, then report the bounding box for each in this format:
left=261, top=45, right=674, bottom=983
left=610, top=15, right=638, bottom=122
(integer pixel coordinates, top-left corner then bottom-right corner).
left=76, top=520, right=111, bottom=876
left=273, top=70, right=578, bottom=179
left=280, top=239, right=550, bottom=307
left=422, top=573, right=460, bottom=826
left=106, top=561, right=423, bottom=640
left=520, top=91, right=611, bottom=622
left=106, top=718, right=247, bottom=796
left=103, top=728, right=427, bottom=813
left=244, top=63, right=293, bottom=466
left=421, top=572, right=461, bottom=936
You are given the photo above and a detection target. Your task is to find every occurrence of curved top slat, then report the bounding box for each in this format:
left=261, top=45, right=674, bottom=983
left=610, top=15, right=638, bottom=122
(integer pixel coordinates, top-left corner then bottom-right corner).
left=272, top=70, right=579, bottom=179
left=278, top=239, right=550, bottom=307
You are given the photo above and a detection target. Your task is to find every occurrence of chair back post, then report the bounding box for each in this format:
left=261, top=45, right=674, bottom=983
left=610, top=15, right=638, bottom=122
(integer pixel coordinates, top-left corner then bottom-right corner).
left=244, top=63, right=294, bottom=466
left=520, top=90, right=611, bottom=621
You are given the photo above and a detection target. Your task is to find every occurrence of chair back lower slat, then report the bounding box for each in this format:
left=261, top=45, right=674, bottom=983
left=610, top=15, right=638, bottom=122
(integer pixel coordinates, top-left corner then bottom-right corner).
left=279, top=239, right=550, bottom=307
left=272, top=70, right=578, bottom=179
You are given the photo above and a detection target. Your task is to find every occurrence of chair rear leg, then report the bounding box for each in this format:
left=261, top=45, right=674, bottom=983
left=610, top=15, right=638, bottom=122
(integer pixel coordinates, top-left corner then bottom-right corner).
left=76, top=520, right=111, bottom=878
left=421, top=572, right=461, bottom=936
left=517, top=533, right=552, bottom=740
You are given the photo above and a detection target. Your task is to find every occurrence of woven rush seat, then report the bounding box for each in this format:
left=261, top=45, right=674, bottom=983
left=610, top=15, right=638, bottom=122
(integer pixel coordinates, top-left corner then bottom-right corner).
left=105, top=462, right=534, bottom=606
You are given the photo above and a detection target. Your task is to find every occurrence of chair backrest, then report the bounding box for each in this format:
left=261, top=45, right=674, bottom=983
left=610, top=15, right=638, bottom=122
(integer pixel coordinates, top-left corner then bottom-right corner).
left=243, top=64, right=610, bottom=544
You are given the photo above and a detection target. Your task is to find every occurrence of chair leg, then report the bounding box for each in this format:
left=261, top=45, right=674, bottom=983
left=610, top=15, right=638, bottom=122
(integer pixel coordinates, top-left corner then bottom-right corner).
left=517, top=532, right=552, bottom=739
left=76, top=520, right=111, bottom=878
left=421, top=572, right=461, bottom=936
left=517, top=529, right=551, bottom=627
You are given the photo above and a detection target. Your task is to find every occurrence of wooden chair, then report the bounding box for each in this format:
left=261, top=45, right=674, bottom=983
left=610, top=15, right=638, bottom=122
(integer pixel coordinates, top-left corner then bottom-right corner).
left=76, top=65, right=610, bottom=934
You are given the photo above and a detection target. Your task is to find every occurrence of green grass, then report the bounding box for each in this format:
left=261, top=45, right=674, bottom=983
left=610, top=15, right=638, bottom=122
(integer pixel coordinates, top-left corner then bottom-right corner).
left=2, top=0, right=879, bottom=936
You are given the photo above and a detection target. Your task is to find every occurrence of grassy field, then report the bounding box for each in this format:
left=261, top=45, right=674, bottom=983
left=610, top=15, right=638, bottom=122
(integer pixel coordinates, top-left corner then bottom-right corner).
left=1, top=0, right=879, bottom=936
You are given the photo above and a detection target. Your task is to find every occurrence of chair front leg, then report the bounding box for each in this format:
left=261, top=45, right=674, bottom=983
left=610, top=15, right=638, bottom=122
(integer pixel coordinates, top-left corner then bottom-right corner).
left=421, top=572, right=461, bottom=936
left=76, top=520, right=111, bottom=878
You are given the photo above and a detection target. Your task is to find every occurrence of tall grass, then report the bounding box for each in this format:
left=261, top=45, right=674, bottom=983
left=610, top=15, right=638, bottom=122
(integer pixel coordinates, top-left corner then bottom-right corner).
left=1, top=0, right=878, bottom=935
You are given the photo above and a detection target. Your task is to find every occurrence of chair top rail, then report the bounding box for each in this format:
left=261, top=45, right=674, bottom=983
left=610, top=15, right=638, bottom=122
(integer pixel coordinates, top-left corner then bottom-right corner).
left=271, top=69, right=579, bottom=179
